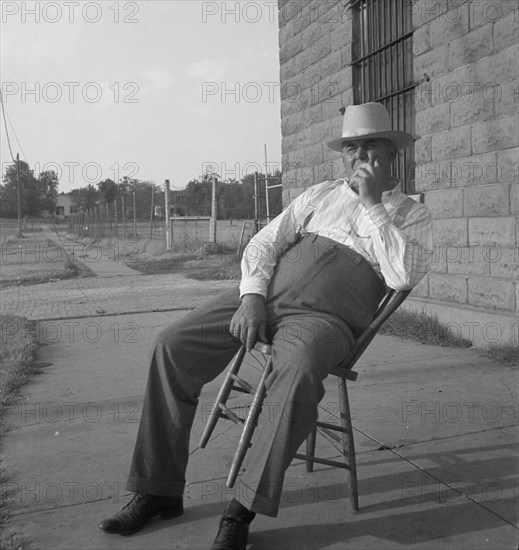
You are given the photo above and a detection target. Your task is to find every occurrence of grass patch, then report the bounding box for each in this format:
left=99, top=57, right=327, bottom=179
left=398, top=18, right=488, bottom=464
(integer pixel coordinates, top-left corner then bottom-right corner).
left=0, top=314, right=39, bottom=550
left=379, top=307, right=472, bottom=348
left=477, top=344, right=519, bottom=368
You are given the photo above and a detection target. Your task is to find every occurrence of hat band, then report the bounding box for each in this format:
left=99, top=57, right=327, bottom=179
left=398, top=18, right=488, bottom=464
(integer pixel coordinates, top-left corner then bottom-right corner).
left=342, top=128, right=391, bottom=138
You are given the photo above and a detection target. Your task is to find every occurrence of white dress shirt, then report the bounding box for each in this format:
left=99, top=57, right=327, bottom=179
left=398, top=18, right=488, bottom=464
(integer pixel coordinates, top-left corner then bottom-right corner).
left=240, top=178, right=433, bottom=298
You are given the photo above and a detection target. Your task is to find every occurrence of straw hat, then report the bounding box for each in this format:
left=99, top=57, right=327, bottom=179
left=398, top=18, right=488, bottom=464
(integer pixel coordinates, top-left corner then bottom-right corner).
left=326, top=102, right=414, bottom=152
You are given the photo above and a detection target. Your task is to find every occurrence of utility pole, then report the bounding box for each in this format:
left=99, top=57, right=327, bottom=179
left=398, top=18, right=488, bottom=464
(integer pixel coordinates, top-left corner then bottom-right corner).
left=16, top=153, right=22, bottom=237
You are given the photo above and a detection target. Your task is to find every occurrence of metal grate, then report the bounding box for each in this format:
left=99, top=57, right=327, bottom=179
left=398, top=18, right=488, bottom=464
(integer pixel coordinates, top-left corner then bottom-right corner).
left=351, top=0, right=417, bottom=192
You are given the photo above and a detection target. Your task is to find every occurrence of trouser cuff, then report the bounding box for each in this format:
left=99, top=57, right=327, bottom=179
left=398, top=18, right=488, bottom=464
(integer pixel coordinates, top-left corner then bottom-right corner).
left=125, top=477, right=185, bottom=498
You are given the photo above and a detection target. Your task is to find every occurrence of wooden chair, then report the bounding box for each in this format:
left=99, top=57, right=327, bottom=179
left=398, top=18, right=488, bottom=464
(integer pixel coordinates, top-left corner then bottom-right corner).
left=199, top=289, right=411, bottom=511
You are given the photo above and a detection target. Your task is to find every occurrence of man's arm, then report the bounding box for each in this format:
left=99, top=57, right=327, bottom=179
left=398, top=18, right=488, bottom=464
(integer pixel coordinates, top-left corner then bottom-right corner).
left=366, top=203, right=433, bottom=290
left=352, top=160, right=433, bottom=290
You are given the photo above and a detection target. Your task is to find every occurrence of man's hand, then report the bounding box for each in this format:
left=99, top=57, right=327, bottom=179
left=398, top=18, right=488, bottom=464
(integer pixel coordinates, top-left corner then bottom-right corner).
left=230, top=294, right=268, bottom=351
left=350, top=159, right=384, bottom=209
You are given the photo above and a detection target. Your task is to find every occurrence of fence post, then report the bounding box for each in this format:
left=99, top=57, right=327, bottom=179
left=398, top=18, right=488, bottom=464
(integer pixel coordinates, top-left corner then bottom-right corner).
left=122, top=195, right=126, bottom=240
left=164, top=179, right=171, bottom=250
left=114, top=198, right=118, bottom=237
left=133, top=192, right=137, bottom=238
left=149, top=185, right=155, bottom=240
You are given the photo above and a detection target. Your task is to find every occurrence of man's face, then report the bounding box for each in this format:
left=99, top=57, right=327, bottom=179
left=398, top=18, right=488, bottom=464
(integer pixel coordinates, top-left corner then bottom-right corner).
left=341, top=138, right=396, bottom=182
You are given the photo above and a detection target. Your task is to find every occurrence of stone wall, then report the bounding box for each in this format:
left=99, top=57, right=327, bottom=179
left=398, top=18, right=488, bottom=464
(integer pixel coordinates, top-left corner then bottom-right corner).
left=277, top=0, right=519, bottom=346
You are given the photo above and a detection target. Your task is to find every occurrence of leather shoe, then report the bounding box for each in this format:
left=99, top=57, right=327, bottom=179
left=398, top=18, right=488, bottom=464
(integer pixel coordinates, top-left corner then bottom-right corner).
left=210, top=515, right=250, bottom=550
left=98, top=493, right=183, bottom=535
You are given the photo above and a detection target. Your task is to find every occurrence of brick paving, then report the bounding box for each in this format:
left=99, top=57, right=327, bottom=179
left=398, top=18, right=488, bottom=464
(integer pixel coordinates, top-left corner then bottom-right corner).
left=0, top=229, right=236, bottom=320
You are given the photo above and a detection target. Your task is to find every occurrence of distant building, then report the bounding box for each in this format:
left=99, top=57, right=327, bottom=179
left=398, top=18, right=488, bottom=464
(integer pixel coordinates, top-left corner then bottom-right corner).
left=55, top=193, right=78, bottom=219
left=277, top=0, right=518, bottom=346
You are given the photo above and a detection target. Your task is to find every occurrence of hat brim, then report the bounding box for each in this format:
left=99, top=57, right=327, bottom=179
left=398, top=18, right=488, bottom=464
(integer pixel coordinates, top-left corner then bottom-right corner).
left=326, top=130, right=414, bottom=152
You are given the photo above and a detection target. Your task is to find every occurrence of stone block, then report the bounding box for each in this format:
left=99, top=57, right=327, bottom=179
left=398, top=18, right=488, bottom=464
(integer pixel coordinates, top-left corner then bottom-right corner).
left=320, top=50, right=342, bottom=80
left=414, top=44, right=450, bottom=81
left=410, top=274, right=429, bottom=298
left=432, top=126, right=471, bottom=161
left=489, top=245, right=519, bottom=280
left=416, top=102, right=451, bottom=137
left=494, top=11, right=519, bottom=52
left=446, top=245, right=491, bottom=277
left=279, top=20, right=295, bottom=45
left=449, top=25, right=493, bottom=70
left=323, top=141, right=342, bottom=163
left=415, top=161, right=452, bottom=191
left=428, top=249, right=448, bottom=274
left=303, top=62, right=322, bottom=89
left=429, top=7, right=470, bottom=44
left=432, top=218, right=468, bottom=245
left=310, top=119, right=333, bottom=145
left=287, top=147, right=305, bottom=169
left=304, top=143, right=323, bottom=166
left=464, top=183, right=510, bottom=216
left=412, top=0, right=449, bottom=27
left=469, top=217, right=517, bottom=246
left=449, top=151, right=498, bottom=188
left=415, top=136, right=433, bottom=165
left=314, top=159, right=343, bottom=183
left=425, top=189, right=463, bottom=217
left=429, top=273, right=468, bottom=304
left=497, top=150, right=519, bottom=182
left=415, top=65, right=472, bottom=111
left=340, top=44, right=352, bottom=69
left=472, top=114, right=519, bottom=154
left=282, top=111, right=305, bottom=136
left=281, top=133, right=297, bottom=155
left=292, top=4, right=312, bottom=35
left=321, top=94, right=343, bottom=120
left=296, top=127, right=312, bottom=150
left=301, top=18, right=324, bottom=45
left=511, top=181, right=519, bottom=215
left=306, top=34, right=331, bottom=67
left=413, top=24, right=431, bottom=56
left=304, top=103, right=324, bottom=128
left=495, top=80, right=519, bottom=118
left=468, top=277, right=516, bottom=311
left=471, top=45, right=518, bottom=84
left=450, top=92, right=495, bottom=127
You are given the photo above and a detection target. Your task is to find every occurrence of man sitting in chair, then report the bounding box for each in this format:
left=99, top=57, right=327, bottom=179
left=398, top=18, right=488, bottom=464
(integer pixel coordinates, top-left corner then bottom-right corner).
left=98, top=102, right=433, bottom=549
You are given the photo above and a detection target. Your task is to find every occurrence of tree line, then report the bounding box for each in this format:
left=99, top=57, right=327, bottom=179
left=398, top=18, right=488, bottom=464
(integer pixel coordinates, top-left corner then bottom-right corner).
left=0, top=159, right=283, bottom=220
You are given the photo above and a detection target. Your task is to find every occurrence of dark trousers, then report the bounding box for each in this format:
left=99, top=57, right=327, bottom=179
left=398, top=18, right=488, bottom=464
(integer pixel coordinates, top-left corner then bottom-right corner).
left=126, top=235, right=384, bottom=517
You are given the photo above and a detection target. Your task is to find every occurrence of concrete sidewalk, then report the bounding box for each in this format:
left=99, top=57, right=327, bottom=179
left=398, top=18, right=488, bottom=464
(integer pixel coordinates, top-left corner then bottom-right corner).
left=2, top=309, right=518, bottom=549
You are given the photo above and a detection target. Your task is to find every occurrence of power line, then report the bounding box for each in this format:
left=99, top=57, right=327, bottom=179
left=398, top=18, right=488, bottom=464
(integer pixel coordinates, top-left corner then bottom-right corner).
left=0, top=90, right=16, bottom=162
left=0, top=91, right=29, bottom=165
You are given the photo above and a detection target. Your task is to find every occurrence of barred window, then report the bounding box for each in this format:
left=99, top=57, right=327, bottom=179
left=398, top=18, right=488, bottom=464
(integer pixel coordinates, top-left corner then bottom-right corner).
left=351, top=0, right=417, bottom=192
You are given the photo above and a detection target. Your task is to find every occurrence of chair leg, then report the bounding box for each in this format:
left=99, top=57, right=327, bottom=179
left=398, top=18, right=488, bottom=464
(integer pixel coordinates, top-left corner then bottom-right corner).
left=305, top=427, right=317, bottom=473
left=199, top=345, right=246, bottom=448
left=227, top=356, right=273, bottom=488
left=338, top=377, right=359, bottom=511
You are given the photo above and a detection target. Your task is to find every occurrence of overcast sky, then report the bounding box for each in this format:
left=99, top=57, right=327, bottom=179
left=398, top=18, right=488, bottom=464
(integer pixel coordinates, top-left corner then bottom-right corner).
left=0, top=0, right=282, bottom=192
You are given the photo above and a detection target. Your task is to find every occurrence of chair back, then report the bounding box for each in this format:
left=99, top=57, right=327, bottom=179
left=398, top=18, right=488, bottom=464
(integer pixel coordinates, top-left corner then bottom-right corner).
left=331, top=289, right=411, bottom=381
